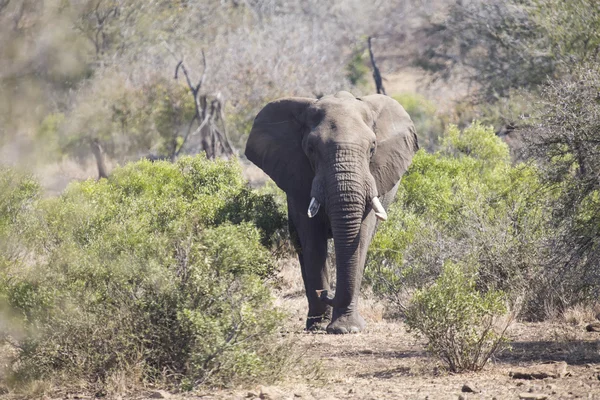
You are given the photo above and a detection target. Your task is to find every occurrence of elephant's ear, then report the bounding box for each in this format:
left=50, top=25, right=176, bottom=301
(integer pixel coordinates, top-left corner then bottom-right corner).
left=245, top=97, right=316, bottom=197
left=363, top=94, right=419, bottom=195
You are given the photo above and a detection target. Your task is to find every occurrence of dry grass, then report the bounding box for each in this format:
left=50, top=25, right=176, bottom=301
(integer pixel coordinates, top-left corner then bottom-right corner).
left=559, top=304, right=600, bottom=326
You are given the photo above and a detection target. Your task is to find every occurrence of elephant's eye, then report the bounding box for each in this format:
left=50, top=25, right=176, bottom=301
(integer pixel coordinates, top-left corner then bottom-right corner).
left=369, top=142, right=376, bottom=157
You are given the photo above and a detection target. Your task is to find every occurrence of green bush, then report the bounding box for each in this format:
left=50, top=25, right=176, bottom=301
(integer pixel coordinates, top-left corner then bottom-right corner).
left=346, top=47, right=370, bottom=88
left=367, top=123, right=551, bottom=316
left=417, top=0, right=599, bottom=104
left=0, top=155, right=288, bottom=391
left=523, top=65, right=600, bottom=313
left=393, top=93, right=443, bottom=152
left=0, top=168, right=40, bottom=236
left=405, top=262, right=510, bottom=372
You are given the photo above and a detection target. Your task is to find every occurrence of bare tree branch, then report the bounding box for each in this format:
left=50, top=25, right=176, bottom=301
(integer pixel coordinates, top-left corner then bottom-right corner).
left=368, top=36, right=386, bottom=95
left=173, top=52, right=234, bottom=160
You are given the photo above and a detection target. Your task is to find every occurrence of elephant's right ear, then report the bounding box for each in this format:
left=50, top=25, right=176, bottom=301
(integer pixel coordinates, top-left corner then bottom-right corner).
left=245, top=97, right=316, bottom=197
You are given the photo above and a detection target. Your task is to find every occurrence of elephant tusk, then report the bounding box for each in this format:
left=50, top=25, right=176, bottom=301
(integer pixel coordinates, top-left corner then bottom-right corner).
left=307, top=197, right=320, bottom=218
left=371, top=197, right=388, bottom=221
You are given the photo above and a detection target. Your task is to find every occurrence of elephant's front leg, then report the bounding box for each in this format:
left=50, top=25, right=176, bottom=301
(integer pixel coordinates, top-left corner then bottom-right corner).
left=325, top=184, right=399, bottom=334
left=288, top=206, right=331, bottom=331
left=325, top=211, right=379, bottom=334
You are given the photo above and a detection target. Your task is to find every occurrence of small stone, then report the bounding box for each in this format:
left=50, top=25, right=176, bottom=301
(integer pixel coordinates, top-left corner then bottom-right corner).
left=586, top=322, right=600, bottom=332
left=519, top=393, right=548, bottom=400
left=247, top=392, right=259, bottom=398
left=461, top=383, right=478, bottom=393
left=458, top=395, right=466, bottom=400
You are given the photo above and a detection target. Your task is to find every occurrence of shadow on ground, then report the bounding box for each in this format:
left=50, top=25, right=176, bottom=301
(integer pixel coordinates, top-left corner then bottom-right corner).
left=498, top=340, right=600, bottom=365
left=338, top=349, right=427, bottom=360
left=358, top=366, right=413, bottom=379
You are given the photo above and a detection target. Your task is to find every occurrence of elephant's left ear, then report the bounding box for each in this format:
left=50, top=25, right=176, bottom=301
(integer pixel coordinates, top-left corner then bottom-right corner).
left=362, top=95, right=419, bottom=195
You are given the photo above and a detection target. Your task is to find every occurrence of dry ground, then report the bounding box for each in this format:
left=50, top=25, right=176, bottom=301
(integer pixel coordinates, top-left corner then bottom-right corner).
left=187, top=259, right=600, bottom=400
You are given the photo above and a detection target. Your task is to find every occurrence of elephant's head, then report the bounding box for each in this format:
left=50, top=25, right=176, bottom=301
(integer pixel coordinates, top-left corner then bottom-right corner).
left=245, top=91, right=418, bottom=309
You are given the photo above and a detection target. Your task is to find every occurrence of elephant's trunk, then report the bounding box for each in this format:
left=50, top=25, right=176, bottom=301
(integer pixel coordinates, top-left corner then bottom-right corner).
left=319, top=150, right=367, bottom=310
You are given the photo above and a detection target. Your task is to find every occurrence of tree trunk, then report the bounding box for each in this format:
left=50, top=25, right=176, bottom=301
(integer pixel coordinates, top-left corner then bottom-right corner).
left=91, top=139, right=109, bottom=179
left=368, top=36, right=387, bottom=95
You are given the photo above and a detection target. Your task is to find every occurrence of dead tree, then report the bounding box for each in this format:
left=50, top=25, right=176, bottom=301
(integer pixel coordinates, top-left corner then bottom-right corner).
left=90, top=138, right=109, bottom=179
left=368, top=36, right=386, bottom=95
left=174, top=52, right=233, bottom=160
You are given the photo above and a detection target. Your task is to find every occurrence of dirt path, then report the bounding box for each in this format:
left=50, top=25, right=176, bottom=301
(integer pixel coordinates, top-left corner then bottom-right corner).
left=191, top=261, right=600, bottom=400
left=197, top=323, right=600, bottom=399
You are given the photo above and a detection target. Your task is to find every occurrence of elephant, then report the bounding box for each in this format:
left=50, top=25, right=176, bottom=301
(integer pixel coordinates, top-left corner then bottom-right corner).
left=245, top=91, right=418, bottom=334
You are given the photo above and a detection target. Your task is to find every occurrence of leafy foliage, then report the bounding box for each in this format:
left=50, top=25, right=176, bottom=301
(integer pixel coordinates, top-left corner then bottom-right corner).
left=418, top=0, right=600, bottom=104
left=2, top=0, right=418, bottom=169
left=0, top=168, right=39, bottom=236
left=346, top=47, right=370, bottom=88
left=405, top=262, right=510, bottom=372
left=0, top=156, right=288, bottom=390
left=393, top=93, right=443, bottom=152
left=367, top=123, right=551, bottom=317
left=524, top=65, right=600, bottom=311
left=531, top=0, right=600, bottom=68
left=46, top=74, right=197, bottom=163
left=417, top=0, right=555, bottom=102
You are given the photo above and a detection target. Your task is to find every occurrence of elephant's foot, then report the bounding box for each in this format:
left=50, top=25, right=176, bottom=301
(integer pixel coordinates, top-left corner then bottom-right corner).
left=326, top=309, right=366, bottom=334
left=305, top=309, right=332, bottom=332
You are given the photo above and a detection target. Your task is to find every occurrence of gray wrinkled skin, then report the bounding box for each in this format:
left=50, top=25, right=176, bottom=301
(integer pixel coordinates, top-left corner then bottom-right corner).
left=245, top=92, right=418, bottom=334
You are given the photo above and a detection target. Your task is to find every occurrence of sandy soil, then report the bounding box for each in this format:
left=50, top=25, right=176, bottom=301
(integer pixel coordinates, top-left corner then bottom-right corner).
left=187, top=260, right=600, bottom=400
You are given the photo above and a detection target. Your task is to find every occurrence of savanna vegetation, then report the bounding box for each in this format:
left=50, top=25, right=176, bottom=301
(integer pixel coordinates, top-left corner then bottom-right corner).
left=0, top=157, right=289, bottom=392
left=2, top=0, right=600, bottom=394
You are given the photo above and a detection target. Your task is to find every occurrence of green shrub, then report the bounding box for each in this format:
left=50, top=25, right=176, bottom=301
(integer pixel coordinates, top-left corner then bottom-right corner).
left=406, top=262, right=510, bottom=372
left=0, top=168, right=40, bottom=235
left=367, top=123, right=551, bottom=316
left=393, top=93, right=444, bottom=152
left=523, top=65, right=600, bottom=314
left=0, top=167, right=40, bottom=275
left=0, top=155, right=288, bottom=391
left=346, top=47, right=370, bottom=88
